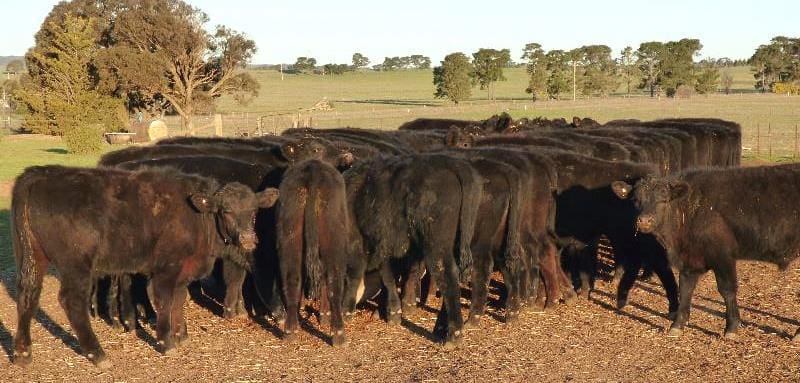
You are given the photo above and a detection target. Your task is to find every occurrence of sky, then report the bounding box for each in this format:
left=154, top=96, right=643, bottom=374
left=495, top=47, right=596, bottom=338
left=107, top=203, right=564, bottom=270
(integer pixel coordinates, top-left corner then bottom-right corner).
left=1, top=0, right=798, bottom=65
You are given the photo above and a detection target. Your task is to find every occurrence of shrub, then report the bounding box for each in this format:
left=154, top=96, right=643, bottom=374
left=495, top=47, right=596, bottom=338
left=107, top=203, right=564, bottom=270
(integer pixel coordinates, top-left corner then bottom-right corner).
left=64, top=124, right=104, bottom=154
left=674, top=84, right=695, bottom=99
left=773, top=82, right=800, bottom=95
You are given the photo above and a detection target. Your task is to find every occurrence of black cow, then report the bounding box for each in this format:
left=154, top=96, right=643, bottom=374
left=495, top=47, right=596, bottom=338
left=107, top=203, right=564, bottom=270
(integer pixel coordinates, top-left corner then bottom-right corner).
left=116, top=156, right=286, bottom=321
left=276, top=142, right=351, bottom=346
left=11, top=166, right=278, bottom=367
left=614, top=163, right=800, bottom=339
left=342, top=154, right=482, bottom=347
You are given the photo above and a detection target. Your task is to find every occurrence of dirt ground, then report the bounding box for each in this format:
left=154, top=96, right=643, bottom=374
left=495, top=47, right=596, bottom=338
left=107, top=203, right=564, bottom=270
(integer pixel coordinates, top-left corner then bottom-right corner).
left=1, top=259, right=799, bottom=382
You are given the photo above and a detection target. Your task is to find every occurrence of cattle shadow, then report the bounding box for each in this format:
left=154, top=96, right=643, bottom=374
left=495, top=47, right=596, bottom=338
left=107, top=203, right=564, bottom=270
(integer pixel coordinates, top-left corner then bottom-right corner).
left=589, top=289, right=665, bottom=332
left=43, top=148, right=69, bottom=154
left=0, top=319, right=13, bottom=362
left=631, top=279, right=797, bottom=339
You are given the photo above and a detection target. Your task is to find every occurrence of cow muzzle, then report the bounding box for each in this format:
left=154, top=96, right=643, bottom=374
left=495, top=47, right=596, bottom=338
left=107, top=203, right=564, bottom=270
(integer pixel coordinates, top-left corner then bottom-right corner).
left=636, top=214, right=655, bottom=234
left=238, top=233, right=258, bottom=252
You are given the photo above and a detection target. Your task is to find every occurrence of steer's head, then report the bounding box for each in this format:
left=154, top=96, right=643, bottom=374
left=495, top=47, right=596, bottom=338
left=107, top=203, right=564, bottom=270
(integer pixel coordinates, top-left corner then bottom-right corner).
left=280, top=137, right=330, bottom=163
left=190, top=183, right=279, bottom=252
left=445, top=126, right=475, bottom=149
left=612, top=177, right=689, bottom=235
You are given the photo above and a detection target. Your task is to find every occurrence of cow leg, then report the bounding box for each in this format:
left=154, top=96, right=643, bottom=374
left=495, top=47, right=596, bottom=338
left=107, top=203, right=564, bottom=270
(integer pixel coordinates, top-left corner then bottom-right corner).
left=170, top=286, right=189, bottom=345
left=427, top=254, right=464, bottom=349
left=12, top=255, right=48, bottom=367
left=575, top=242, right=598, bottom=299
left=149, top=274, right=178, bottom=354
left=616, top=249, right=642, bottom=311
left=401, top=260, right=423, bottom=314
left=465, top=248, right=493, bottom=327
left=380, top=263, right=402, bottom=325
left=712, top=260, right=741, bottom=338
left=279, top=252, right=302, bottom=340
left=222, top=261, right=247, bottom=319
left=537, top=244, right=561, bottom=310
left=328, top=269, right=347, bottom=346
left=58, top=274, right=108, bottom=367
left=343, top=258, right=368, bottom=317
left=667, top=269, right=702, bottom=337
left=554, top=248, right=577, bottom=304
left=107, top=275, right=122, bottom=329
left=651, top=252, right=679, bottom=320
left=118, top=274, right=137, bottom=331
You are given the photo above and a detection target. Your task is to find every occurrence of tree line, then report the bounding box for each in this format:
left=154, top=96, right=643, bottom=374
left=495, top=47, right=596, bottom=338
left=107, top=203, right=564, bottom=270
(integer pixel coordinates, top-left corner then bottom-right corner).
left=433, top=39, right=748, bottom=103
left=288, top=53, right=432, bottom=75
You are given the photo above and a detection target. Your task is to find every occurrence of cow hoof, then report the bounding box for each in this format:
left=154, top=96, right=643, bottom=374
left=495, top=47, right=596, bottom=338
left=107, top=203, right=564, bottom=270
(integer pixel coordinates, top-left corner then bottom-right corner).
left=666, top=327, right=683, bottom=338
left=156, top=340, right=176, bottom=355
left=87, top=352, right=110, bottom=369
left=562, top=290, right=578, bottom=304
left=504, top=311, right=519, bottom=324
left=223, top=307, right=240, bottom=320
left=464, top=315, right=481, bottom=328
left=441, top=330, right=462, bottom=351
left=12, top=350, right=32, bottom=367
left=616, top=297, right=629, bottom=311
left=111, top=320, right=124, bottom=331
left=667, top=311, right=678, bottom=321
left=723, top=331, right=738, bottom=340
left=283, top=330, right=297, bottom=341
left=402, top=303, right=419, bottom=316
left=331, top=330, right=347, bottom=347
left=387, top=310, right=402, bottom=325
left=577, top=288, right=590, bottom=300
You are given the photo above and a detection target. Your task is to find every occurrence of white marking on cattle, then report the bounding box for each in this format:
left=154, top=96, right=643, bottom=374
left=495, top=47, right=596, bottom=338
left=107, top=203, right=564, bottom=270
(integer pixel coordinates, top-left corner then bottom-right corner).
left=22, top=351, right=29, bottom=357
left=336, top=330, right=344, bottom=335
left=355, top=277, right=365, bottom=302
left=454, top=330, right=461, bottom=336
left=87, top=353, right=94, bottom=359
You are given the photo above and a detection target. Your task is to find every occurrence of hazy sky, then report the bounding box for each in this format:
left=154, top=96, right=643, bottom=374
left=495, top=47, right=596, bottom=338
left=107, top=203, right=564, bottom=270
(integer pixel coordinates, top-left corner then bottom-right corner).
left=2, top=0, right=798, bottom=64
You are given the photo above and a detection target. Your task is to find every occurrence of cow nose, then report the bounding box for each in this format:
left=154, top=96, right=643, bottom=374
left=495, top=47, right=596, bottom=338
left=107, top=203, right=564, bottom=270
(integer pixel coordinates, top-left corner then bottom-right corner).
left=239, top=233, right=258, bottom=252
left=636, top=215, right=655, bottom=233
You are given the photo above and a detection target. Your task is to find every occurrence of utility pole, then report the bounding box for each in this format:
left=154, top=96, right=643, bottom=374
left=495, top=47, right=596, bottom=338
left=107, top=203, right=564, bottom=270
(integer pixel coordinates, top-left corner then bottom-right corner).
left=280, top=63, right=284, bottom=81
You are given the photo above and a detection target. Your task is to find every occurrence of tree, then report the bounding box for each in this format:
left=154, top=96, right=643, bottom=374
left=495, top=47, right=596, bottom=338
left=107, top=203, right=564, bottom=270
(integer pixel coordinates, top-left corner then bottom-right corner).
left=618, top=46, right=639, bottom=96
left=323, top=63, right=352, bottom=75
left=5, top=59, right=24, bottom=74
left=636, top=41, right=664, bottom=97
left=521, top=43, right=548, bottom=101
left=382, top=56, right=402, bottom=71
left=566, top=48, right=584, bottom=100
left=695, top=67, right=720, bottom=94
left=579, top=45, right=617, bottom=97
left=545, top=50, right=570, bottom=100
left=433, top=52, right=472, bottom=104
left=471, top=48, right=511, bottom=100
left=409, top=55, right=431, bottom=69
left=749, top=36, right=800, bottom=92
left=660, top=38, right=702, bottom=97
left=15, top=13, right=124, bottom=153
left=352, top=52, right=370, bottom=69
left=720, top=72, right=734, bottom=94
left=294, top=57, right=317, bottom=73
left=99, top=0, right=259, bottom=135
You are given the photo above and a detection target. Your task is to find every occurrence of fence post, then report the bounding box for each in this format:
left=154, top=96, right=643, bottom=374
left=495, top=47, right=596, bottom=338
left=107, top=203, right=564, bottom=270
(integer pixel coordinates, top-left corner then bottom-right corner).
left=795, top=124, right=798, bottom=159
left=756, top=123, right=760, bottom=158
left=768, top=122, right=772, bottom=159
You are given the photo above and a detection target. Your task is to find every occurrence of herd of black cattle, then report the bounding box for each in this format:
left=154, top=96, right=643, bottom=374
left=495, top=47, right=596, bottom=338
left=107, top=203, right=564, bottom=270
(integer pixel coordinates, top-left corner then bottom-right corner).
left=11, top=114, right=800, bottom=368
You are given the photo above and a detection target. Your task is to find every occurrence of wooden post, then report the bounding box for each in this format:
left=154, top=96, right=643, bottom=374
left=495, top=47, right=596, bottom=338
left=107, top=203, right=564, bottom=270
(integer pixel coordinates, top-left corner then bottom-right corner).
left=213, top=114, right=223, bottom=137
left=768, top=122, right=772, bottom=159
left=756, top=123, right=760, bottom=158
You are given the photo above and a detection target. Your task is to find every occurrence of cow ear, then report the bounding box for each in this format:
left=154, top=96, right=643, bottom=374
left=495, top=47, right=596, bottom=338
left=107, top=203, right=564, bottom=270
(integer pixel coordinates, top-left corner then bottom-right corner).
left=256, top=188, right=280, bottom=208
left=190, top=193, right=218, bottom=213
left=280, top=143, right=298, bottom=161
left=669, top=181, right=690, bottom=201
left=611, top=181, right=633, bottom=199
left=445, top=126, right=461, bottom=147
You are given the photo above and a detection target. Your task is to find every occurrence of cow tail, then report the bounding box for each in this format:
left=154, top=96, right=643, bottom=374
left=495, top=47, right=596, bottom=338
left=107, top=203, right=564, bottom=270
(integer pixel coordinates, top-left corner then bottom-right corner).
left=454, top=163, right=481, bottom=280
left=503, top=174, right=525, bottom=276
left=11, top=174, right=46, bottom=314
left=303, top=183, right=323, bottom=299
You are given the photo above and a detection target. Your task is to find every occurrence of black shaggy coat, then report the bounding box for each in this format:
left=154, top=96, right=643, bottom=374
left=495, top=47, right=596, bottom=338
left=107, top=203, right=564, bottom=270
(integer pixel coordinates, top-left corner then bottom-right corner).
left=342, top=154, right=482, bottom=347
left=11, top=166, right=278, bottom=367
left=621, top=163, right=800, bottom=339
left=276, top=159, right=351, bottom=346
